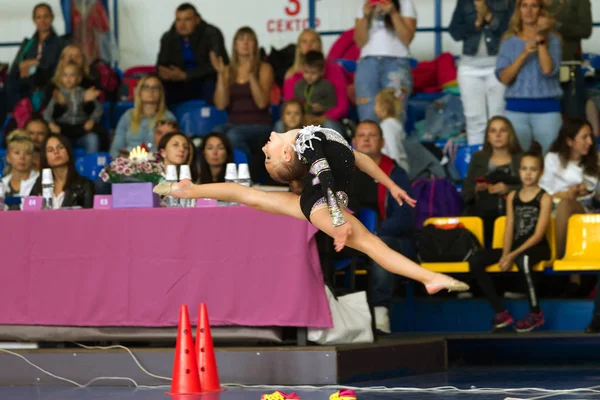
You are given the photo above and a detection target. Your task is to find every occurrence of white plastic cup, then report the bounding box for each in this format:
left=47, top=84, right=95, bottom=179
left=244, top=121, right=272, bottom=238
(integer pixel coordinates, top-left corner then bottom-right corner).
left=179, top=165, right=192, bottom=181
left=42, top=168, right=54, bottom=184
left=225, top=163, right=238, bottom=180
left=237, top=163, right=250, bottom=180
left=165, top=165, right=178, bottom=181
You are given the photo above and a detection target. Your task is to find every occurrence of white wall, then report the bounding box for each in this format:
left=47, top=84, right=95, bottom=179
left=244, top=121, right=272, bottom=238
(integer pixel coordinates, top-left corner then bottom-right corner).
left=1, top=0, right=600, bottom=70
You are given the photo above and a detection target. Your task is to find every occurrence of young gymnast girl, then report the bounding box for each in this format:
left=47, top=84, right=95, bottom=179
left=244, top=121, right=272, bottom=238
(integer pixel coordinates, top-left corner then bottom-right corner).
left=154, top=126, right=469, bottom=294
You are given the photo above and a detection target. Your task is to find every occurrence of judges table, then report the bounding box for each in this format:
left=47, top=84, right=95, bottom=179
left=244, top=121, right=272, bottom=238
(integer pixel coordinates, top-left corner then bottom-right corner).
left=0, top=206, right=333, bottom=333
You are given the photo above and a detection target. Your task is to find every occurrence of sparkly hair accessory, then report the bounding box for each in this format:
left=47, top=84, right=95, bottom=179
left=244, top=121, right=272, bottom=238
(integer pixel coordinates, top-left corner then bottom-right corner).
left=292, top=125, right=323, bottom=160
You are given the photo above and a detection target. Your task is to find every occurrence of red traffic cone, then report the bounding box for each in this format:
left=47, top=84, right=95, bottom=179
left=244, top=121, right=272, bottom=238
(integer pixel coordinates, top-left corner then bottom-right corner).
left=168, top=305, right=202, bottom=396
left=196, top=303, right=222, bottom=391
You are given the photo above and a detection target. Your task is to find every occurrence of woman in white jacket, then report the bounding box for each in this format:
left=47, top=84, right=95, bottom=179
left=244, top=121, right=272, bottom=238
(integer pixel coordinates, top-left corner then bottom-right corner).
left=1, top=130, right=39, bottom=209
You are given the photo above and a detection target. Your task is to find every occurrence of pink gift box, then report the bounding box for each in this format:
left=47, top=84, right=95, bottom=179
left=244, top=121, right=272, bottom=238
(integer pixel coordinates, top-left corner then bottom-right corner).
left=94, top=195, right=113, bottom=209
left=196, top=198, right=218, bottom=208
left=112, top=183, right=160, bottom=209
left=22, top=196, right=43, bottom=211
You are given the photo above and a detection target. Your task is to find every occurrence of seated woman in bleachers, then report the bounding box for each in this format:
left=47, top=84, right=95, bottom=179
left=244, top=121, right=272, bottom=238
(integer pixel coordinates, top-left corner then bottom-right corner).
left=463, top=116, right=523, bottom=246
left=539, top=117, right=598, bottom=296
left=449, top=0, right=513, bottom=145
left=158, top=131, right=199, bottom=183
left=5, top=3, right=65, bottom=112
left=198, top=132, right=234, bottom=184
left=210, top=26, right=273, bottom=179
left=1, top=130, right=40, bottom=210
left=495, top=0, right=563, bottom=154
left=109, top=76, right=176, bottom=158
left=30, top=134, right=95, bottom=209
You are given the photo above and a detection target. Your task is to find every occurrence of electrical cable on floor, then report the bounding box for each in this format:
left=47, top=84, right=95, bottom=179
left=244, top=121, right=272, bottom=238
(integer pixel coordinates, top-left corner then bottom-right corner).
left=1, top=344, right=600, bottom=400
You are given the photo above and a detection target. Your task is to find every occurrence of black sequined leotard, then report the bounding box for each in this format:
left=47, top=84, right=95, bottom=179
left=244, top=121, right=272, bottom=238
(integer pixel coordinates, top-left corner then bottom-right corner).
left=294, top=126, right=355, bottom=227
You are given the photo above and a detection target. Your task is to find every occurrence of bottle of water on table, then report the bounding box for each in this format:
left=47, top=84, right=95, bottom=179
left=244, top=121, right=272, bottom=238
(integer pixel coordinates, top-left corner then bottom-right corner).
left=224, top=163, right=238, bottom=206
left=178, top=165, right=194, bottom=208
left=0, top=181, right=5, bottom=211
left=41, top=168, right=54, bottom=210
left=164, top=165, right=180, bottom=208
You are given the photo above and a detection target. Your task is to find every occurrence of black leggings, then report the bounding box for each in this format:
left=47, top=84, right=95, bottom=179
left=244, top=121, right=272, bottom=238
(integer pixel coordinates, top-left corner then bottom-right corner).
left=469, top=245, right=550, bottom=314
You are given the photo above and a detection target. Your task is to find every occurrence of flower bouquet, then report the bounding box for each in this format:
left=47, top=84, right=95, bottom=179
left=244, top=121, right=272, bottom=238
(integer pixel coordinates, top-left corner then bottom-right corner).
left=99, top=146, right=165, bottom=184
left=100, top=146, right=164, bottom=208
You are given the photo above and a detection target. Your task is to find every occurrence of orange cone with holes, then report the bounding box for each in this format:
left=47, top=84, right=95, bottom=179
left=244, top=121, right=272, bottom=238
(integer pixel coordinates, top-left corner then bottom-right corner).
left=168, top=304, right=202, bottom=396
left=196, top=303, right=222, bottom=391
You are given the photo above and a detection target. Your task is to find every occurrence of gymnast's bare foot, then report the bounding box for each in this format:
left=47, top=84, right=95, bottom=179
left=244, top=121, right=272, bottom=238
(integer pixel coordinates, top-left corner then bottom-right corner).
left=425, top=273, right=470, bottom=294
left=153, top=179, right=193, bottom=197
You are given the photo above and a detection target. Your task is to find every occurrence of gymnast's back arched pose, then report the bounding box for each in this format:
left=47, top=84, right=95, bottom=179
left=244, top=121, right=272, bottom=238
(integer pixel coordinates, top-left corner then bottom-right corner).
left=154, top=125, right=469, bottom=294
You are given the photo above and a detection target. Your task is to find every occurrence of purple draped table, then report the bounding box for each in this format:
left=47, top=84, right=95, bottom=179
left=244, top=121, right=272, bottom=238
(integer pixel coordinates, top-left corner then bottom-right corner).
left=0, top=207, right=333, bottom=328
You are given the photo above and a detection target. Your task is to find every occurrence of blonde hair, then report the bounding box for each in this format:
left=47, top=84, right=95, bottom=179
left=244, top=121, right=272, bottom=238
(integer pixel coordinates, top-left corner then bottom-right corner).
left=290, top=29, right=323, bottom=76
left=52, top=60, right=84, bottom=89
left=376, top=88, right=403, bottom=119
left=229, top=27, right=261, bottom=87
left=503, top=0, right=555, bottom=40
left=131, top=75, right=168, bottom=133
left=4, top=130, right=34, bottom=175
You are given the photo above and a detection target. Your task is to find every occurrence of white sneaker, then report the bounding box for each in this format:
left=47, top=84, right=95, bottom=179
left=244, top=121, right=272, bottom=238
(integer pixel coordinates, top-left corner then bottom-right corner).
left=374, top=306, right=391, bottom=334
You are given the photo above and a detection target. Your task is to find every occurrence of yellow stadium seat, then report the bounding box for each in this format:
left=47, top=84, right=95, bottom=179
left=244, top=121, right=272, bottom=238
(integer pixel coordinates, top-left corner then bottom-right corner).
left=420, top=217, right=484, bottom=273
left=486, top=216, right=555, bottom=272
left=553, top=214, right=600, bottom=271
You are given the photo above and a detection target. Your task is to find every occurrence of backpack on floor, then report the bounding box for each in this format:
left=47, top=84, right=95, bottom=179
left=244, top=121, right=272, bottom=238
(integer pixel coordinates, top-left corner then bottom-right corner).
left=411, top=177, right=462, bottom=228
left=417, top=224, right=481, bottom=262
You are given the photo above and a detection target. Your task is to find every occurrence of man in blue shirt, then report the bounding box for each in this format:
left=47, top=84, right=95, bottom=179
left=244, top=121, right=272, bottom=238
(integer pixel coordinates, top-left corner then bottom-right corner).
left=157, top=3, right=229, bottom=106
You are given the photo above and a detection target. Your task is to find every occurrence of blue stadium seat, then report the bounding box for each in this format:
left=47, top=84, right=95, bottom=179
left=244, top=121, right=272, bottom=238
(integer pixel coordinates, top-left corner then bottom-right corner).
left=174, top=103, right=228, bottom=137
left=270, top=104, right=281, bottom=123
left=454, top=144, right=482, bottom=180
left=233, top=149, right=249, bottom=165
left=112, top=101, right=134, bottom=129
left=335, top=59, right=357, bottom=74
left=75, top=152, right=110, bottom=181
left=0, top=149, right=6, bottom=177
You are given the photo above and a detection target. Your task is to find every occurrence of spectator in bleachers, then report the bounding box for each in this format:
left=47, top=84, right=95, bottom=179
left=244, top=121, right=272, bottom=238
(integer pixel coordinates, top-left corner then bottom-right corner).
left=282, top=29, right=349, bottom=131
left=43, top=61, right=103, bottom=154
left=469, top=142, right=551, bottom=332
left=211, top=26, right=274, bottom=181
left=24, top=117, right=50, bottom=170
left=109, top=76, right=176, bottom=158
left=158, top=131, right=199, bottom=183
left=347, top=120, right=415, bottom=333
left=543, top=0, right=599, bottom=135
left=449, top=0, right=513, bottom=145
left=374, top=88, right=408, bottom=172
left=354, top=0, right=416, bottom=123
left=293, top=51, right=338, bottom=125
left=495, top=0, right=563, bottom=154
left=42, top=44, right=102, bottom=111
left=157, top=3, right=228, bottom=106
left=5, top=3, right=66, bottom=112
left=462, top=116, right=523, bottom=246
left=279, top=99, right=304, bottom=132
left=153, top=119, right=180, bottom=151
left=198, top=132, right=234, bottom=184
left=539, top=117, right=598, bottom=296
left=1, top=130, right=39, bottom=209
left=30, top=134, right=95, bottom=209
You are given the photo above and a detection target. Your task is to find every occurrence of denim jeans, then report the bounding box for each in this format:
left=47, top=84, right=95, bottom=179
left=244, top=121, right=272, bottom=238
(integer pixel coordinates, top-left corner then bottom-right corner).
left=354, top=56, right=413, bottom=123
left=72, top=132, right=100, bottom=154
left=217, top=123, right=272, bottom=182
left=504, top=111, right=562, bottom=154
left=370, top=236, right=416, bottom=309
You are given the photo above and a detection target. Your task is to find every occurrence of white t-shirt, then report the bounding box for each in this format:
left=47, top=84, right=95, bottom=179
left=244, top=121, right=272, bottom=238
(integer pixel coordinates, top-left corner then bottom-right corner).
left=356, top=0, right=417, bottom=58
left=539, top=152, right=598, bottom=196
left=380, top=117, right=409, bottom=172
